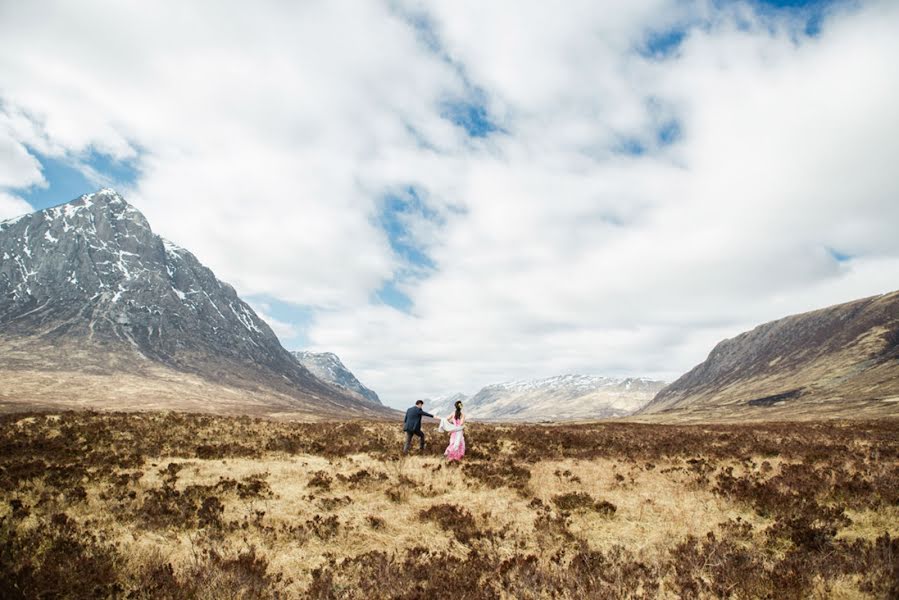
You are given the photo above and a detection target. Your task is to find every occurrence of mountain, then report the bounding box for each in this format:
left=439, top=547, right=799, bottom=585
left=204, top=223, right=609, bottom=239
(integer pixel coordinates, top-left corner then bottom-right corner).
left=0, top=189, right=392, bottom=418
left=428, top=375, right=666, bottom=422
left=291, top=351, right=381, bottom=405
left=639, top=291, right=899, bottom=421
left=421, top=392, right=468, bottom=419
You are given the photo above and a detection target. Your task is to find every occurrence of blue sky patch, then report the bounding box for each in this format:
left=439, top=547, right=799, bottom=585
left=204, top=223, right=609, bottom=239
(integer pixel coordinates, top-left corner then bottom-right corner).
left=403, top=10, right=442, bottom=54
left=441, top=98, right=499, bottom=138
left=393, top=6, right=501, bottom=140
left=754, top=0, right=833, bottom=7
left=373, top=279, right=413, bottom=313
left=377, top=187, right=439, bottom=270
left=640, top=27, right=687, bottom=59
left=614, top=138, right=647, bottom=157
left=657, top=120, right=682, bottom=146
left=21, top=153, right=94, bottom=210
left=827, top=247, right=853, bottom=263
left=19, top=149, right=139, bottom=210
left=246, top=294, right=315, bottom=349
left=743, top=0, right=845, bottom=37
left=613, top=118, right=681, bottom=157
left=85, top=151, right=140, bottom=189
left=600, top=213, right=627, bottom=227
left=373, top=186, right=444, bottom=312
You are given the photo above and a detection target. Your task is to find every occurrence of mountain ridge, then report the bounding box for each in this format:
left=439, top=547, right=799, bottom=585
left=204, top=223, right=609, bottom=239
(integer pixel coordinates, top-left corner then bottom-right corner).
left=638, top=290, right=899, bottom=421
left=427, top=374, right=666, bottom=422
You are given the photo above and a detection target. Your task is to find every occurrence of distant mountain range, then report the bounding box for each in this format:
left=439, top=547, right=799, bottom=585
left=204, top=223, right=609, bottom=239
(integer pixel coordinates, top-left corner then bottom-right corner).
left=0, top=189, right=393, bottom=418
left=4, top=189, right=895, bottom=423
left=291, top=351, right=381, bottom=406
left=426, top=375, right=666, bottom=421
left=422, top=392, right=468, bottom=419
left=638, top=290, right=899, bottom=421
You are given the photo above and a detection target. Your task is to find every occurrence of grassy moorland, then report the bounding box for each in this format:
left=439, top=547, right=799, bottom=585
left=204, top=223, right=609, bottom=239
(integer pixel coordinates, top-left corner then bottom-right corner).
left=1, top=412, right=897, bottom=599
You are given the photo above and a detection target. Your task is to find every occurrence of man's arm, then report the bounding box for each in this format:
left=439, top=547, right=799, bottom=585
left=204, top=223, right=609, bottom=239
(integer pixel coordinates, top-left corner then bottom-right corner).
left=420, top=408, right=435, bottom=419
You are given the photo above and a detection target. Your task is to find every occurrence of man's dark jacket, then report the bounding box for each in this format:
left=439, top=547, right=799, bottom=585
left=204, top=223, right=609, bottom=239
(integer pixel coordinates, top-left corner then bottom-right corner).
left=403, top=406, right=434, bottom=432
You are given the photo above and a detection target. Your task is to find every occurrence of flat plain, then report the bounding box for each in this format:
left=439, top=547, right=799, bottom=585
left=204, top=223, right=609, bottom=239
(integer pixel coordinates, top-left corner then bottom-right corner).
left=1, top=412, right=897, bottom=599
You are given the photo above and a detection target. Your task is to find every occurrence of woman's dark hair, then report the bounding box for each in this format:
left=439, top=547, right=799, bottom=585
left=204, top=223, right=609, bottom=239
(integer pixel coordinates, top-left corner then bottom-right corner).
left=454, top=400, right=463, bottom=421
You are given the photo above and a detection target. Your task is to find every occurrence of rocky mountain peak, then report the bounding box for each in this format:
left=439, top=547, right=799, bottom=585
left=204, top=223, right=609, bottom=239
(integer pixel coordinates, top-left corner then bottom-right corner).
left=0, top=189, right=388, bottom=417
left=291, top=350, right=381, bottom=406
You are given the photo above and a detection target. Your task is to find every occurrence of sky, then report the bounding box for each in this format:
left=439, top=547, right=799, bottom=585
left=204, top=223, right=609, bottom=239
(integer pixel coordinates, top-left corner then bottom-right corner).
left=1, top=0, right=897, bottom=408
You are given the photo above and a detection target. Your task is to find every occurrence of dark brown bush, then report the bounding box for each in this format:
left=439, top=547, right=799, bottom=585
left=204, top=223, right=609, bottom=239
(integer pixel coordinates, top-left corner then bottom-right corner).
left=8, top=499, right=29, bottom=519
left=317, top=495, right=352, bottom=512
left=139, top=484, right=199, bottom=529
left=198, top=495, right=224, bottom=529
left=306, top=514, right=340, bottom=540
left=669, top=532, right=772, bottom=599
left=534, top=512, right=575, bottom=542
left=236, top=473, right=273, bottom=499
left=131, top=545, right=286, bottom=598
left=366, top=515, right=385, bottom=529
left=552, top=492, right=616, bottom=516
left=307, top=470, right=333, bottom=491
left=0, top=513, right=123, bottom=599
left=419, top=503, right=481, bottom=545
left=337, top=468, right=387, bottom=486
left=462, top=460, right=531, bottom=493
left=385, top=484, right=405, bottom=503
left=195, top=442, right=258, bottom=460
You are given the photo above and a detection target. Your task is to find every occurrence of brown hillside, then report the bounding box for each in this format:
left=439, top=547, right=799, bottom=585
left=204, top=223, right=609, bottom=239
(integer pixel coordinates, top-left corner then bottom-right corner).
left=639, top=290, right=899, bottom=422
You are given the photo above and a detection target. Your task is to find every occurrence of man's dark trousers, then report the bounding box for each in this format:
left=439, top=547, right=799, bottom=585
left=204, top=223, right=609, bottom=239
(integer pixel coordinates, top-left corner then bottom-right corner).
left=403, top=429, right=425, bottom=453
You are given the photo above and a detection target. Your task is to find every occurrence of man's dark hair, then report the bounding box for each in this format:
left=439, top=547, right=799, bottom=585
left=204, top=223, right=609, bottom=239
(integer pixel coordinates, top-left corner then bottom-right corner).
left=415, top=400, right=424, bottom=406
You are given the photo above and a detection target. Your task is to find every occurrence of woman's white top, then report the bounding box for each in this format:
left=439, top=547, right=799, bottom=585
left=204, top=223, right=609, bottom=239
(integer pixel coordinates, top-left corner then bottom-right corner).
left=437, top=418, right=464, bottom=433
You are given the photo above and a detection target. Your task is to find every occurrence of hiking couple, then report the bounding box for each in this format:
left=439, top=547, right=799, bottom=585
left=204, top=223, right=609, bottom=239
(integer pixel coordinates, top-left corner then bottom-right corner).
left=402, top=399, right=466, bottom=462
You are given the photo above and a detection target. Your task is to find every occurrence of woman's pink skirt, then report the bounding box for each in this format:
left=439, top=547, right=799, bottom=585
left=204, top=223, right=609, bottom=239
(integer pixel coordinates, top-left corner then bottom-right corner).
left=445, top=431, right=465, bottom=461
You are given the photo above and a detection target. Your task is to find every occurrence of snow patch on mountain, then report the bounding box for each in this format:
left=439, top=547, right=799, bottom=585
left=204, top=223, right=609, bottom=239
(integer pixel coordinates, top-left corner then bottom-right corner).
left=421, top=392, right=469, bottom=420
left=427, top=375, right=666, bottom=422
left=292, top=351, right=382, bottom=406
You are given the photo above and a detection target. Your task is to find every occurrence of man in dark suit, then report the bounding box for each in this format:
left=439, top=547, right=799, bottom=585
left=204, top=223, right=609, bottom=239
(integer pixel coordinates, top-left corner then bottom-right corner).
left=403, top=400, right=434, bottom=454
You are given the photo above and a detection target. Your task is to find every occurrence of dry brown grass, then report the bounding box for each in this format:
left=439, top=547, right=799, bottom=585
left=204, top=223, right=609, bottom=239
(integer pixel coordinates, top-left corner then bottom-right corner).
left=1, top=412, right=897, bottom=598
left=0, top=366, right=343, bottom=420
left=0, top=337, right=397, bottom=420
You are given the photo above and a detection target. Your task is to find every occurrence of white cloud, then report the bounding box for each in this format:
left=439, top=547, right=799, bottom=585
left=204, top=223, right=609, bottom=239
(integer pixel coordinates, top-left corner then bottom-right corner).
left=0, top=0, right=897, bottom=408
left=0, top=124, right=44, bottom=189
left=0, top=191, right=33, bottom=221
left=0, top=0, right=465, bottom=307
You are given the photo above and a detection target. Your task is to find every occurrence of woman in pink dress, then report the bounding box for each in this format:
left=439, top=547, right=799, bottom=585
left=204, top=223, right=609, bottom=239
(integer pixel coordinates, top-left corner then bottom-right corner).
left=444, top=400, right=466, bottom=462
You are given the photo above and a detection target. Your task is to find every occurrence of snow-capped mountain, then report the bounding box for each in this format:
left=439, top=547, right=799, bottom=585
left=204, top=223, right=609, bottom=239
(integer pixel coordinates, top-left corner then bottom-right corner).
left=421, top=392, right=468, bottom=420
left=0, top=189, right=391, bottom=417
left=428, top=375, right=666, bottom=422
left=291, top=351, right=381, bottom=405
